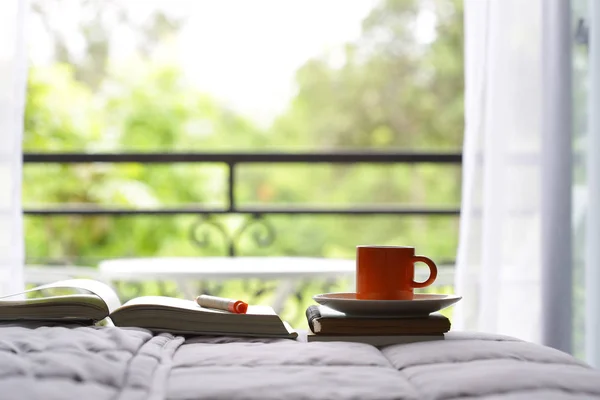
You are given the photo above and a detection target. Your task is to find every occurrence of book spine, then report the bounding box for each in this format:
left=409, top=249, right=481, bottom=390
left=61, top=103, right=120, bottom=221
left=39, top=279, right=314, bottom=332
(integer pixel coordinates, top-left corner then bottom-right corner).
left=305, top=305, right=322, bottom=334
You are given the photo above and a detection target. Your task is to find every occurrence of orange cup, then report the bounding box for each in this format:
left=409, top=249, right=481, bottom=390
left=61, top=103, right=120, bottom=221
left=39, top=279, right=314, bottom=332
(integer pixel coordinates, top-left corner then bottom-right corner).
left=356, top=246, right=438, bottom=300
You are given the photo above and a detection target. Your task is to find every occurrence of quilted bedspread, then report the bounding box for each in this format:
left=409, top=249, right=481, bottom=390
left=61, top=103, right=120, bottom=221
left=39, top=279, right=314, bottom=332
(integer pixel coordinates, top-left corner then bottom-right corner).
left=0, top=324, right=598, bottom=400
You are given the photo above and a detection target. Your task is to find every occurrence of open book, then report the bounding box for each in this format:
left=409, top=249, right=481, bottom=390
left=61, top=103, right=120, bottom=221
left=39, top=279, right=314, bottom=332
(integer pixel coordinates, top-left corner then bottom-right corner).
left=0, top=279, right=297, bottom=339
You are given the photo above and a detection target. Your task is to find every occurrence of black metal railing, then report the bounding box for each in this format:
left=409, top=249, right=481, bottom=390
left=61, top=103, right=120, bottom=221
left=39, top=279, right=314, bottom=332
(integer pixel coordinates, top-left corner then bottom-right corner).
left=23, top=151, right=462, bottom=256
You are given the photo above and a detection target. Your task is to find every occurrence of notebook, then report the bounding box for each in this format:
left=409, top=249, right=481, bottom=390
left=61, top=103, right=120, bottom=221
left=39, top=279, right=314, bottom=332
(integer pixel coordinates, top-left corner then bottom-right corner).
left=306, top=305, right=450, bottom=335
left=0, top=279, right=297, bottom=339
left=306, top=332, right=444, bottom=346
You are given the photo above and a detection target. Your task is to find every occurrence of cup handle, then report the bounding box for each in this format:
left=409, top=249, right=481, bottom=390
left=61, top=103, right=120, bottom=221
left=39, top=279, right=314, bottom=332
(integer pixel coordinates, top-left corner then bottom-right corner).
left=411, top=256, right=438, bottom=288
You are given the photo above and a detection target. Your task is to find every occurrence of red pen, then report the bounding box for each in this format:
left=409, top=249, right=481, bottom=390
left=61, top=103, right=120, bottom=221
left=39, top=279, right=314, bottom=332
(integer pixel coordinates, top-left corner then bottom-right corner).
left=195, top=294, right=248, bottom=314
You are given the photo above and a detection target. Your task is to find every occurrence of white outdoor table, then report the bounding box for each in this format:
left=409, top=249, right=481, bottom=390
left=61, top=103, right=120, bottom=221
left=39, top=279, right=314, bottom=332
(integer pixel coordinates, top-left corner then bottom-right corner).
left=98, top=257, right=454, bottom=312
left=99, top=257, right=354, bottom=281
left=99, top=257, right=357, bottom=312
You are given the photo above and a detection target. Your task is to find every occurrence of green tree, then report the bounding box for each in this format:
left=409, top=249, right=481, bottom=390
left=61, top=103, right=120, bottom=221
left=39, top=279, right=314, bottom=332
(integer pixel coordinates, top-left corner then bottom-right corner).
left=270, top=0, right=463, bottom=150
left=235, top=0, right=464, bottom=260
left=23, top=62, right=266, bottom=264
left=31, top=0, right=184, bottom=89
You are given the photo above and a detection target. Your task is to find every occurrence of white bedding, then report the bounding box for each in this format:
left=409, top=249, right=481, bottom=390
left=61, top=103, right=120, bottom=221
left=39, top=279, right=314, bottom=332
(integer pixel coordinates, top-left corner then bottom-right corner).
left=0, top=324, right=598, bottom=399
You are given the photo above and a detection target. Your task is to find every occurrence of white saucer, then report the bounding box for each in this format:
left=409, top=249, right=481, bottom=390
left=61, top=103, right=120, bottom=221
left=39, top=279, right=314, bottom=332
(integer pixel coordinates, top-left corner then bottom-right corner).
left=312, top=292, right=462, bottom=317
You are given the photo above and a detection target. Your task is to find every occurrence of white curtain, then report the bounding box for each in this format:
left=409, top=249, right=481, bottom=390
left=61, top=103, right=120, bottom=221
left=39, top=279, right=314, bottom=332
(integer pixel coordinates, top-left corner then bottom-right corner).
left=0, top=0, right=27, bottom=295
left=584, top=0, right=600, bottom=368
left=455, top=0, right=559, bottom=344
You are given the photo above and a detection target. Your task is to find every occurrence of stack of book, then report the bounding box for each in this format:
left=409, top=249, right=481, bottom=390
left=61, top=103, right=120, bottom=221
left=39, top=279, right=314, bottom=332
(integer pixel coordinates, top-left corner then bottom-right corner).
left=305, top=305, right=450, bottom=346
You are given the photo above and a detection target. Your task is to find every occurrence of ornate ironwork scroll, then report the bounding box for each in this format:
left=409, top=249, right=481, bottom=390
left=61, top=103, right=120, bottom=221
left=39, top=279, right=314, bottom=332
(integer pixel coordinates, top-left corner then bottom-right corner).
left=189, top=214, right=276, bottom=256
left=232, top=214, right=276, bottom=254
left=189, top=216, right=230, bottom=253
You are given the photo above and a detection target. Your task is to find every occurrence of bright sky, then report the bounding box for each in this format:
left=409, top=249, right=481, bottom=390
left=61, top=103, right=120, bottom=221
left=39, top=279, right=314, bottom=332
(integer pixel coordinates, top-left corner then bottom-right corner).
left=154, top=1, right=436, bottom=122
left=29, top=1, right=437, bottom=126
left=29, top=1, right=378, bottom=126
left=175, top=1, right=379, bottom=125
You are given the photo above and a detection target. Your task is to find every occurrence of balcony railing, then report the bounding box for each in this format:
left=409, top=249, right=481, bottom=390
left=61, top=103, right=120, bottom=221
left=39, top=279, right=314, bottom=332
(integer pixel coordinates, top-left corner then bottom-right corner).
left=23, top=151, right=462, bottom=258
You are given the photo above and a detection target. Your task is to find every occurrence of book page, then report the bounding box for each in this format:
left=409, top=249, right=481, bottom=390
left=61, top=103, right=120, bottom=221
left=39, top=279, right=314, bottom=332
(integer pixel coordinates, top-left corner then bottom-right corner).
left=317, top=306, right=346, bottom=318
left=0, top=294, right=102, bottom=307
left=0, top=279, right=122, bottom=313
left=121, top=296, right=218, bottom=312
left=119, top=296, right=276, bottom=316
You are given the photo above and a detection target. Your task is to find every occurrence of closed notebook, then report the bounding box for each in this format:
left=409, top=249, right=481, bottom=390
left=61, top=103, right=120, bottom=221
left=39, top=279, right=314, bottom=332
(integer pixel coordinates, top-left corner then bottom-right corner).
left=306, top=305, right=450, bottom=335
left=0, top=279, right=297, bottom=339
left=306, top=332, right=444, bottom=346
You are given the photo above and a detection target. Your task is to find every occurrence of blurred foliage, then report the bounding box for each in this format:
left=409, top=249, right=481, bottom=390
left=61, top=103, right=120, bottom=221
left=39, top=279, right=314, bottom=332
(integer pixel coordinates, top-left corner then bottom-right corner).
left=23, top=0, right=464, bottom=323
left=271, top=0, right=463, bottom=150
left=31, top=0, right=185, bottom=88
left=571, top=0, right=588, bottom=361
